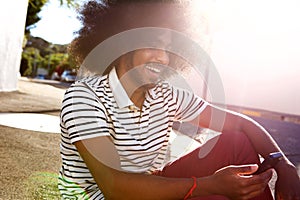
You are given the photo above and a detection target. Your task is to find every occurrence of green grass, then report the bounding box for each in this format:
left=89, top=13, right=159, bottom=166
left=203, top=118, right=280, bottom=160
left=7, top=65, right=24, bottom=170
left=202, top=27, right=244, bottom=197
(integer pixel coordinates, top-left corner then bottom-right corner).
left=23, top=171, right=61, bottom=200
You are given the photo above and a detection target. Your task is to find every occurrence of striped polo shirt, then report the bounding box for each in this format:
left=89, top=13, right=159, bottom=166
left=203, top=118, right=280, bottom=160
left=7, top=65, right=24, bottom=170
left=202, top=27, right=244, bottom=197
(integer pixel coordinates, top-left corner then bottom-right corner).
left=58, top=68, right=207, bottom=199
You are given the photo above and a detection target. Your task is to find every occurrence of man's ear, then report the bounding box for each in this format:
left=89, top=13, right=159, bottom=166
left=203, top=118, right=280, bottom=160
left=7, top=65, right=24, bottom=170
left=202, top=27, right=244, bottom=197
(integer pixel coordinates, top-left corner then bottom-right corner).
left=102, top=65, right=114, bottom=75
left=102, top=53, right=129, bottom=75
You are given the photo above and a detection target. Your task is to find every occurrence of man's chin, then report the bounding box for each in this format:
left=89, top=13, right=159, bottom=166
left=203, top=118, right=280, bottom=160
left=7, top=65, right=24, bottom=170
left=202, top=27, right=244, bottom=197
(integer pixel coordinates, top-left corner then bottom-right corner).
left=143, top=83, right=157, bottom=89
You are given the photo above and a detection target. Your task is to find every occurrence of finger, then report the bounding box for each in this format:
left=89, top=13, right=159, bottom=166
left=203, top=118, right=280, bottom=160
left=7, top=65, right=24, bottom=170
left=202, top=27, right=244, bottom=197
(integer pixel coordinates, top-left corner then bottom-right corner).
left=275, top=191, right=283, bottom=200
left=239, top=183, right=267, bottom=200
left=243, top=189, right=266, bottom=200
left=245, top=169, right=273, bottom=186
left=276, top=193, right=300, bottom=200
left=228, top=164, right=259, bottom=175
left=259, top=169, right=273, bottom=181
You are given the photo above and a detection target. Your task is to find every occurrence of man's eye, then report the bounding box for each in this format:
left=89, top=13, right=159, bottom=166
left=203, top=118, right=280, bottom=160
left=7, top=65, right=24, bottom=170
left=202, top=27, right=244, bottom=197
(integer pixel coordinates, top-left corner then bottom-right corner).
left=147, top=42, right=160, bottom=48
left=143, top=40, right=172, bottom=50
left=151, top=44, right=171, bottom=50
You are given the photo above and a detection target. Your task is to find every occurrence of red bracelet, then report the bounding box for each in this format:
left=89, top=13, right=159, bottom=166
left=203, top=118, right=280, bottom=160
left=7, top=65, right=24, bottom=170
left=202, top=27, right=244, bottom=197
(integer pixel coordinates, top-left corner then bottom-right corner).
left=184, top=176, right=197, bottom=200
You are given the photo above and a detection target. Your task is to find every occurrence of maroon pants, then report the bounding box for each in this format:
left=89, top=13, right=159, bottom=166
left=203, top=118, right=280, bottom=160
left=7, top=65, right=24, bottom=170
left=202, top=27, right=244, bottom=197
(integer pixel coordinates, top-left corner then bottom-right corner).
left=155, top=131, right=273, bottom=200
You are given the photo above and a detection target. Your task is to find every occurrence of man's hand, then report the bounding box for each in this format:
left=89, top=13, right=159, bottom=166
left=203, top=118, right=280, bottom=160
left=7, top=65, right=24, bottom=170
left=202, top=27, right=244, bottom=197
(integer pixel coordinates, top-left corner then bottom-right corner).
left=211, top=164, right=273, bottom=200
left=275, top=161, right=300, bottom=200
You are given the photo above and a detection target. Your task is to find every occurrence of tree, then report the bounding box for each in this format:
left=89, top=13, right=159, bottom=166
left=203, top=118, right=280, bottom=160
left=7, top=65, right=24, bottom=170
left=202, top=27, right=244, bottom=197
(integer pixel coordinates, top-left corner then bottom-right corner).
left=20, top=0, right=79, bottom=79
left=0, top=0, right=78, bottom=91
left=25, top=0, right=48, bottom=34
left=20, top=35, right=74, bottom=78
left=26, top=0, right=79, bottom=34
left=0, top=1, right=28, bottom=91
left=20, top=47, right=43, bottom=76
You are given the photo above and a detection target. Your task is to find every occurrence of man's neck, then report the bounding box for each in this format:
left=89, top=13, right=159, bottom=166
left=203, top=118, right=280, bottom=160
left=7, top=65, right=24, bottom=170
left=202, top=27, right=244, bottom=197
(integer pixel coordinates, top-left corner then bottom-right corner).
left=130, top=87, right=147, bottom=110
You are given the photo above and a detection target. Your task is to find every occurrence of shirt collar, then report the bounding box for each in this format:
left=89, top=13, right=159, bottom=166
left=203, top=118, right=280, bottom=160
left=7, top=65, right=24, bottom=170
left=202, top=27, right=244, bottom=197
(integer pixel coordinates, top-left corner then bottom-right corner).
left=109, top=67, right=134, bottom=109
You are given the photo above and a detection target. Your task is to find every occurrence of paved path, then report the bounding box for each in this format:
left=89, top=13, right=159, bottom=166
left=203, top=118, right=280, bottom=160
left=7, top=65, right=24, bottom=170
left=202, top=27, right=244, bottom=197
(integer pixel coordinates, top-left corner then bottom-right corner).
left=253, top=116, right=300, bottom=171
left=0, top=113, right=60, bottom=133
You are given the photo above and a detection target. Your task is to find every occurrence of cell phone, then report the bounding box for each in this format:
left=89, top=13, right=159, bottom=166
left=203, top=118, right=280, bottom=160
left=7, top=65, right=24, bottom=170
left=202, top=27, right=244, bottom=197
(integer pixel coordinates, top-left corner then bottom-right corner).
left=253, top=152, right=283, bottom=175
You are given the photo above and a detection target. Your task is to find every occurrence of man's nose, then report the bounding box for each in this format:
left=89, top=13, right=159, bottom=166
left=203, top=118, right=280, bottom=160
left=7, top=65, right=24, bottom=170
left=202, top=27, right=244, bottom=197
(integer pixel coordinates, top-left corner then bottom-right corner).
left=154, top=49, right=169, bottom=65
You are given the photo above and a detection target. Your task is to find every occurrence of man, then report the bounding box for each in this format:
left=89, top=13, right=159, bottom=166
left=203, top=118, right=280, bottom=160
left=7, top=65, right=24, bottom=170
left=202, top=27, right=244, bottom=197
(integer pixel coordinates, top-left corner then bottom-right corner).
left=58, top=1, right=300, bottom=199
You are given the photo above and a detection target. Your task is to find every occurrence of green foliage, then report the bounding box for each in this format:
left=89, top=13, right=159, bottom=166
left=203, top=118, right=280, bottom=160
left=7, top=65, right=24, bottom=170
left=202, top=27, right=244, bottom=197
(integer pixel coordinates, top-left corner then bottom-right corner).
left=22, top=0, right=79, bottom=78
left=45, top=53, right=70, bottom=75
left=60, top=0, right=80, bottom=8
left=23, top=172, right=61, bottom=199
left=21, top=47, right=43, bottom=76
left=20, top=36, right=74, bottom=77
left=26, top=0, right=49, bottom=34
left=25, top=0, right=79, bottom=34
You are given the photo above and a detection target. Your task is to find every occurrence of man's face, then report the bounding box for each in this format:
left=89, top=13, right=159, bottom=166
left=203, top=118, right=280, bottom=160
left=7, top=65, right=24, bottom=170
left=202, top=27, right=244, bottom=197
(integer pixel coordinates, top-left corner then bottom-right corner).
left=120, top=31, right=172, bottom=89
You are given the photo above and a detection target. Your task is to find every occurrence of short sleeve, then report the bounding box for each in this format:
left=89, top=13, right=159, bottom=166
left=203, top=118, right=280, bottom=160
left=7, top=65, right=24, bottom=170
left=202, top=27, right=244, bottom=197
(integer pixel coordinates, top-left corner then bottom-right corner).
left=60, top=83, right=110, bottom=144
left=173, top=87, right=207, bottom=122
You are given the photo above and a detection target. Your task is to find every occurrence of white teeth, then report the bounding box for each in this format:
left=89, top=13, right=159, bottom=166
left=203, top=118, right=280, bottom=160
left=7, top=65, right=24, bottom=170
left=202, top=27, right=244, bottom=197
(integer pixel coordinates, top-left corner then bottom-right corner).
left=145, top=65, right=161, bottom=73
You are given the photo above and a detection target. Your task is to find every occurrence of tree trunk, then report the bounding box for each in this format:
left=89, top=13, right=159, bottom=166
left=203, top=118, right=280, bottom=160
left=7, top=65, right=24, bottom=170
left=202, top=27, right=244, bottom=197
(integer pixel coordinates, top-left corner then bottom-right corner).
left=0, top=1, right=28, bottom=91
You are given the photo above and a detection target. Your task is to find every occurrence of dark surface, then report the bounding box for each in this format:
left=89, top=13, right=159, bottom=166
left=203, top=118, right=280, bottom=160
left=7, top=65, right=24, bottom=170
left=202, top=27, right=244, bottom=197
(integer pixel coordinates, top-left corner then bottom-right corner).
left=253, top=116, right=300, bottom=166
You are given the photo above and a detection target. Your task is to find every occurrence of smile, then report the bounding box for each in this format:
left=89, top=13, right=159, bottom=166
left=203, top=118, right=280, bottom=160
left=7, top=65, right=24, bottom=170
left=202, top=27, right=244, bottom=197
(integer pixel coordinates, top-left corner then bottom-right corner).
left=145, top=64, right=161, bottom=73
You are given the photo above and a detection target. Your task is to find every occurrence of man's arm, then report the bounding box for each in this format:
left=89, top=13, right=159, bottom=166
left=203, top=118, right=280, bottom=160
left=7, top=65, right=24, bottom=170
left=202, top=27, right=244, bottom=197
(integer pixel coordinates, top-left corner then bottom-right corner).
left=75, top=136, right=199, bottom=200
left=74, top=136, right=271, bottom=199
left=195, top=104, right=282, bottom=158
left=193, top=104, right=300, bottom=199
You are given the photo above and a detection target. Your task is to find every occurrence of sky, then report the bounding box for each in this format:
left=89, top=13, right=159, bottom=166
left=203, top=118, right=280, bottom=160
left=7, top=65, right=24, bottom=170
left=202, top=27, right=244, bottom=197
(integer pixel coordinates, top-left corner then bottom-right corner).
left=30, top=0, right=82, bottom=45
left=208, top=0, right=300, bottom=116
left=30, top=0, right=300, bottom=115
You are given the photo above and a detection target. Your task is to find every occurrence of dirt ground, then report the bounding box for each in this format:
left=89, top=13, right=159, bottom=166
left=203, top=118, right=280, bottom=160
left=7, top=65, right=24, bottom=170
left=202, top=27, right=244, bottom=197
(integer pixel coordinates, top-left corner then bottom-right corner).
left=0, top=126, right=61, bottom=199
left=0, top=78, right=66, bottom=199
